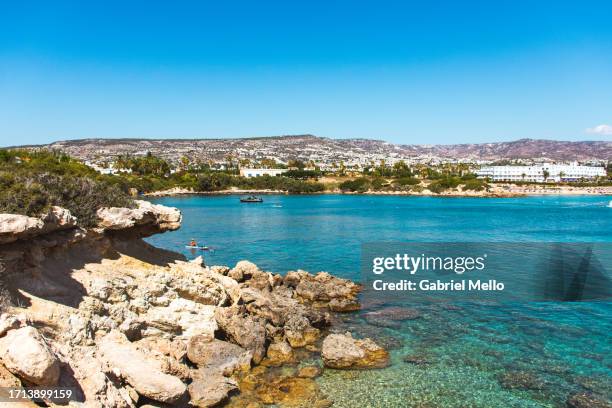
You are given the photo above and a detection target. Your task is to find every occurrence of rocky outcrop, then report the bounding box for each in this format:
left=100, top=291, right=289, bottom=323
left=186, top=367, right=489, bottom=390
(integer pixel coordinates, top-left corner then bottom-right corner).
left=322, top=332, right=389, bottom=369
left=0, top=201, right=365, bottom=407
left=99, top=331, right=187, bottom=404
left=215, top=305, right=267, bottom=363
left=96, top=200, right=181, bottom=238
left=0, top=326, right=60, bottom=386
left=0, top=206, right=77, bottom=244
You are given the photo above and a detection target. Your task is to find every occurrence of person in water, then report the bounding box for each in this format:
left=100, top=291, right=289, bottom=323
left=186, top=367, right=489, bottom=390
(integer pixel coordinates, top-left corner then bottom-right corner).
left=189, top=239, right=197, bottom=247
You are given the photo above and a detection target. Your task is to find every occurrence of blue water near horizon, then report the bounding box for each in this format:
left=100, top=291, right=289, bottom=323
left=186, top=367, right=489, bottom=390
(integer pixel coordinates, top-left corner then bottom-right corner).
left=146, top=195, right=612, bottom=407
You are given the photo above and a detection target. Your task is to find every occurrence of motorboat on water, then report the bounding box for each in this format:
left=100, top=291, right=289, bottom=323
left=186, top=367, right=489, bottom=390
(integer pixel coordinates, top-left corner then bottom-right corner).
left=240, top=195, right=263, bottom=203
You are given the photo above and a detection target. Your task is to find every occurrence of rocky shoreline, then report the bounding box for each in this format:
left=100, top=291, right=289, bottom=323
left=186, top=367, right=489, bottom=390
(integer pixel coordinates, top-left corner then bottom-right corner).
left=144, top=185, right=612, bottom=198
left=0, top=201, right=387, bottom=407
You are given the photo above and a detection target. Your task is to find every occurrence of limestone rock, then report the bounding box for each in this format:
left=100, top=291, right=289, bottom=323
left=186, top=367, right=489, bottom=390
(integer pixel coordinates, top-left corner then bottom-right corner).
left=0, top=326, right=60, bottom=385
left=228, top=260, right=260, bottom=282
left=98, top=331, right=186, bottom=404
left=264, top=340, right=295, bottom=366
left=96, top=200, right=181, bottom=238
left=187, top=336, right=252, bottom=375
left=215, top=306, right=266, bottom=363
left=188, top=369, right=238, bottom=408
left=68, top=348, right=136, bottom=408
left=284, top=315, right=320, bottom=348
left=295, top=272, right=360, bottom=302
left=143, top=299, right=217, bottom=339
left=321, top=332, right=389, bottom=369
left=0, top=313, right=23, bottom=337
left=0, top=214, right=44, bottom=244
left=41, top=206, right=78, bottom=234
left=0, top=207, right=78, bottom=245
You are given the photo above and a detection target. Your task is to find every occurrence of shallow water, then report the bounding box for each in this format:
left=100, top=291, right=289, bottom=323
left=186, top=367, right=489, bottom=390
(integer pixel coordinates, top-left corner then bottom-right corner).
left=147, top=195, right=612, bottom=407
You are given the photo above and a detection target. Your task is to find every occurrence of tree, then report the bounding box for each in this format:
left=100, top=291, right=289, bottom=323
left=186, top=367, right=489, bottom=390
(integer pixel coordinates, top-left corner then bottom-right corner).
left=260, top=158, right=277, bottom=169
left=542, top=169, right=550, bottom=183
left=180, top=156, right=190, bottom=171
left=392, top=160, right=412, bottom=177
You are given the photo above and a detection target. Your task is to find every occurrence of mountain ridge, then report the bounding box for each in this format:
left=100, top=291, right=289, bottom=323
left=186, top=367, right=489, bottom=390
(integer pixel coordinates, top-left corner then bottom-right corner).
left=9, top=135, right=612, bottom=162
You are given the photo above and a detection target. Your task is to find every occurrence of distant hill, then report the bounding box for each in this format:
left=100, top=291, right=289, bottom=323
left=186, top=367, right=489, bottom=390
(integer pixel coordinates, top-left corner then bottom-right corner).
left=14, top=135, right=612, bottom=162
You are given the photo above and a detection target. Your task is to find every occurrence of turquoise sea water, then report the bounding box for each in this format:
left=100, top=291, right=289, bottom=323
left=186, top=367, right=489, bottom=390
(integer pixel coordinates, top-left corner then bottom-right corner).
left=147, top=195, right=612, bottom=407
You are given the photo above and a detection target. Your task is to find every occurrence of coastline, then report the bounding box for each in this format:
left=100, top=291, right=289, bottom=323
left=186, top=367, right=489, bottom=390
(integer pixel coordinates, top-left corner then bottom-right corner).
left=0, top=201, right=376, bottom=407
left=144, top=185, right=612, bottom=198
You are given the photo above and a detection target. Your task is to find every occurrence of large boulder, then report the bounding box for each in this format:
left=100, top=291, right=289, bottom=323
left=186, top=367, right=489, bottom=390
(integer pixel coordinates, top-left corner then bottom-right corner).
left=143, top=299, right=217, bottom=340
left=321, top=332, right=389, bottom=369
left=264, top=340, right=295, bottom=366
left=40, top=206, right=78, bottom=234
left=98, top=331, right=187, bottom=404
left=0, top=326, right=60, bottom=385
left=96, top=200, right=181, bottom=238
left=294, top=272, right=360, bottom=303
left=214, top=306, right=267, bottom=363
left=186, top=336, right=252, bottom=375
left=188, top=369, right=238, bottom=408
left=228, top=260, right=260, bottom=282
left=284, top=314, right=320, bottom=348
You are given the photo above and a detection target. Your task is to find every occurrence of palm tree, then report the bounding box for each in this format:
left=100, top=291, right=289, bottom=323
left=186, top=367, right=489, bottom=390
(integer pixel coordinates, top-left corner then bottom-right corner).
left=542, top=169, right=550, bottom=183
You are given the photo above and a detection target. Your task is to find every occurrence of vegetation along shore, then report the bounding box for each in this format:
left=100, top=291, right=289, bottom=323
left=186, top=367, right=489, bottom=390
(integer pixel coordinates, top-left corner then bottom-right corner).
left=1, top=149, right=609, bottom=219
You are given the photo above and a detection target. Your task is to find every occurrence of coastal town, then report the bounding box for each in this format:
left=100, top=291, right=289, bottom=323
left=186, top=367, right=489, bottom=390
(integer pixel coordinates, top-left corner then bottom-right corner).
left=30, top=136, right=610, bottom=184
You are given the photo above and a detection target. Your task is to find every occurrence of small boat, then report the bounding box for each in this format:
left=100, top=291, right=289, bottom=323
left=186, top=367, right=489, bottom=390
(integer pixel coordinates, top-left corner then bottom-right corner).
left=240, top=195, right=263, bottom=203
left=608, top=200, right=612, bottom=208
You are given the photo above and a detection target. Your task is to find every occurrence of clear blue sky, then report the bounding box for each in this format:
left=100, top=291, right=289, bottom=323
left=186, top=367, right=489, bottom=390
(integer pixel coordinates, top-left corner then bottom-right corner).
left=1, top=0, right=612, bottom=147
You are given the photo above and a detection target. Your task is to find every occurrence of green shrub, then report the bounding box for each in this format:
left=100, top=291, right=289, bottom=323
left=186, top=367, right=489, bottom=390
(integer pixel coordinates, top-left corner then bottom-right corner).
left=463, top=179, right=487, bottom=191
left=0, top=149, right=134, bottom=227
left=339, top=178, right=370, bottom=192
left=394, top=177, right=420, bottom=186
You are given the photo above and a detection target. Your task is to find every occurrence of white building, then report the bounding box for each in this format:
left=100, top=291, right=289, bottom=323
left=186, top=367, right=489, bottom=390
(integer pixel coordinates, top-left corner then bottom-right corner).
left=477, top=163, right=606, bottom=183
left=239, top=168, right=288, bottom=178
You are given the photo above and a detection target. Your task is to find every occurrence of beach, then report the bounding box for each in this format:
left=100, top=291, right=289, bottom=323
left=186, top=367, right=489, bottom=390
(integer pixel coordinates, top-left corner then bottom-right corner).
left=144, top=184, right=612, bottom=198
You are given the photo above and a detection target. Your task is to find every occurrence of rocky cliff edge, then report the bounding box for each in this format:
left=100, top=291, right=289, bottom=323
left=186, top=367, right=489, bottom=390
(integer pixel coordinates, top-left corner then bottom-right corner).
left=0, top=201, right=386, bottom=407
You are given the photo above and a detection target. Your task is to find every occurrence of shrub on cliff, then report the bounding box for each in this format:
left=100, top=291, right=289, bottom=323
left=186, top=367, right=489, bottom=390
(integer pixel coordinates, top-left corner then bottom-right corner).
left=0, top=150, right=134, bottom=227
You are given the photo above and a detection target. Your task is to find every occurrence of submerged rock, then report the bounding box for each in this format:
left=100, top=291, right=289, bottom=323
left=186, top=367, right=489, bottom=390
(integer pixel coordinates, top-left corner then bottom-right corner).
left=0, top=326, right=60, bottom=386
left=566, top=392, right=612, bottom=408
left=321, top=332, right=389, bottom=369
left=497, top=370, right=546, bottom=390
left=297, top=365, right=322, bottom=378
left=264, top=340, right=295, bottom=366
